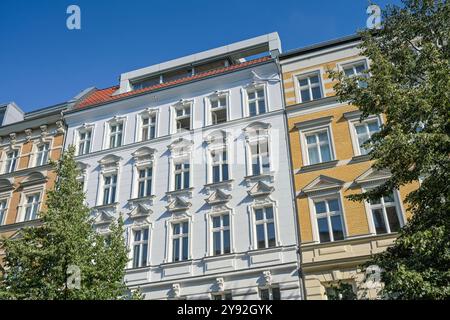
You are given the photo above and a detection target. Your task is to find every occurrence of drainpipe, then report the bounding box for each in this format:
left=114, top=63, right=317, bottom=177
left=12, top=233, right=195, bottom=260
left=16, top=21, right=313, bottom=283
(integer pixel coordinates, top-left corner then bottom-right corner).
left=275, top=56, right=308, bottom=300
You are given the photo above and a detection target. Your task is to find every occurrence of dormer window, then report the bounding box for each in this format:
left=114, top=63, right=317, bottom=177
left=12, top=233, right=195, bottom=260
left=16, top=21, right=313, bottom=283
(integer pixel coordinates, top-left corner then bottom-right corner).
left=174, top=104, right=191, bottom=132
left=109, top=122, right=123, bottom=149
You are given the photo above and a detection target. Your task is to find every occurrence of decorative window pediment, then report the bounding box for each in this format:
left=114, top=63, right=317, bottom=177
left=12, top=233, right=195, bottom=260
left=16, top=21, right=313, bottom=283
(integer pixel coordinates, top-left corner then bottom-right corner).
left=247, top=181, right=274, bottom=198
left=168, top=138, right=193, bottom=155
left=20, top=172, right=47, bottom=188
left=166, top=196, right=191, bottom=213
left=301, top=175, right=344, bottom=196
left=98, top=154, right=122, bottom=173
left=128, top=199, right=153, bottom=224
left=76, top=161, right=89, bottom=175
left=205, top=189, right=232, bottom=205
left=204, top=130, right=229, bottom=146
left=354, top=167, right=391, bottom=187
left=243, top=122, right=271, bottom=141
left=132, top=146, right=157, bottom=164
left=0, top=178, right=14, bottom=192
left=92, top=208, right=116, bottom=227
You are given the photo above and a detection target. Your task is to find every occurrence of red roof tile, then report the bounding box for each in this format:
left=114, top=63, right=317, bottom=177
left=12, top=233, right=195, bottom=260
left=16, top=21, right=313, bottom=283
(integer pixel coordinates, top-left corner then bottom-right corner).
left=76, top=56, right=272, bottom=109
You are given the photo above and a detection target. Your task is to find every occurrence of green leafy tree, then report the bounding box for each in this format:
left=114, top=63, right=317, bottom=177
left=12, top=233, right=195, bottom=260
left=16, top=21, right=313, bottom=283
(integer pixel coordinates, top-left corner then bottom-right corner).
left=0, top=146, right=131, bottom=299
left=329, top=0, right=450, bottom=299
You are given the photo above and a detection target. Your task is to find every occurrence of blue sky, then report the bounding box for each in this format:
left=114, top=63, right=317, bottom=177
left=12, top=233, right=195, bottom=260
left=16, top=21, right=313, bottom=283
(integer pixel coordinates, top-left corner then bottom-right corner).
left=0, top=0, right=401, bottom=112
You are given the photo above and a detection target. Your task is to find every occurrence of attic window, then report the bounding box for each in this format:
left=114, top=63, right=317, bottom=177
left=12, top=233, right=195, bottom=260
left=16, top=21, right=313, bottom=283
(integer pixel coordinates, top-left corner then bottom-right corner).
left=133, top=76, right=161, bottom=90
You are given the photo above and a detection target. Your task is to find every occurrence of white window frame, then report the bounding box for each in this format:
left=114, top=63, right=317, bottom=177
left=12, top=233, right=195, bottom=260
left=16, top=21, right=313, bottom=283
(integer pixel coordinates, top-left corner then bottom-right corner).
left=136, top=166, right=153, bottom=198
left=0, top=198, right=9, bottom=226
left=253, top=205, right=277, bottom=249
left=76, top=125, right=94, bottom=156
left=17, top=186, right=43, bottom=223
left=97, top=155, right=121, bottom=207
left=259, top=286, right=281, bottom=300
left=171, top=100, right=193, bottom=134
left=209, top=211, right=232, bottom=256
left=206, top=91, right=229, bottom=126
left=129, top=226, right=151, bottom=269
left=169, top=219, right=191, bottom=262
left=34, top=140, right=52, bottom=167
left=348, top=115, right=383, bottom=156
left=339, top=58, right=370, bottom=88
left=311, top=195, right=346, bottom=243
left=297, top=119, right=336, bottom=167
left=208, top=147, right=230, bottom=184
left=137, top=109, right=159, bottom=142
left=244, top=84, right=268, bottom=117
left=248, top=199, right=281, bottom=250
left=103, top=116, right=126, bottom=150
left=3, top=147, right=20, bottom=174
left=363, top=188, right=405, bottom=235
left=101, top=173, right=118, bottom=206
left=171, top=157, right=191, bottom=191
left=295, top=71, right=324, bottom=103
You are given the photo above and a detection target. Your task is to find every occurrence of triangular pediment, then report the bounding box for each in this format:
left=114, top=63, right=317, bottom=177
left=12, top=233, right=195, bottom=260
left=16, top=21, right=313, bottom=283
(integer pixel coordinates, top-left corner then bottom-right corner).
left=93, top=210, right=115, bottom=225
left=302, top=175, right=344, bottom=194
left=205, top=189, right=232, bottom=205
left=129, top=202, right=153, bottom=218
left=166, top=196, right=191, bottom=212
left=98, top=154, right=122, bottom=165
left=354, top=168, right=391, bottom=185
left=247, top=181, right=274, bottom=197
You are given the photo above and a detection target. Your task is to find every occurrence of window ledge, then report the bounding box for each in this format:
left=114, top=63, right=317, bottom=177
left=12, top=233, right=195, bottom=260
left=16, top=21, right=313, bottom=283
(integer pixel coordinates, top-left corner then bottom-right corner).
left=92, top=202, right=119, bottom=211
left=244, top=172, right=275, bottom=183
left=349, top=154, right=371, bottom=164
left=204, top=179, right=234, bottom=191
left=166, top=187, right=194, bottom=197
left=298, top=160, right=338, bottom=173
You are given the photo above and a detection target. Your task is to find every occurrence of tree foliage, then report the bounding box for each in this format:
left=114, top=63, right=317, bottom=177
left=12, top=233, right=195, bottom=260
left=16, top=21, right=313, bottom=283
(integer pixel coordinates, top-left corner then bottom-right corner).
left=330, top=0, right=450, bottom=299
left=0, top=146, right=131, bottom=299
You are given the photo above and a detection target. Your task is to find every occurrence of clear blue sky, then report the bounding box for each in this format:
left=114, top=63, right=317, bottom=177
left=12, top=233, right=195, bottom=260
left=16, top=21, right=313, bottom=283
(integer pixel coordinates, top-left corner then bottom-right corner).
left=0, top=0, right=401, bottom=112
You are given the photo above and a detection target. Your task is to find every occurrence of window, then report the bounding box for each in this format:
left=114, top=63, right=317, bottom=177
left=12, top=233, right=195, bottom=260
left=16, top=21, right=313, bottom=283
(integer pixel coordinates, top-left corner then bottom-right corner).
left=78, top=130, right=92, bottom=155
left=212, top=292, right=232, bottom=300
left=353, top=119, right=381, bottom=155
left=314, top=198, right=345, bottom=243
left=260, top=287, right=281, bottom=300
left=0, top=200, right=7, bottom=225
left=141, top=114, right=156, bottom=141
left=172, top=221, right=189, bottom=262
left=109, top=123, right=123, bottom=148
left=23, top=193, right=40, bottom=221
left=250, top=140, right=270, bottom=175
left=211, top=150, right=229, bottom=183
left=247, top=87, right=266, bottom=116
left=131, top=228, right=149, bottom=268
left=137, top=167, right=153, bottom=198
left=211, top=213, right=231, bottom=256
left=175, top=105, right=191, bottom=132
left=102, top=174, right=117, bottom=205
left=4, top=150, right=18, bottom=174
left=254, top=206, right=276, bottom=249
left=210, top=96, right=227, bottom=125
left=298, top=73, right=322, bottom=102
left=343, top=61, right=368, bottom=87
left=174, top=161, right=190, bottom=190
left=369, top=193, right=402, bottom=235
left=305, top=130, right=333, bottom=165
left=35, top=143, right=50, bottom=166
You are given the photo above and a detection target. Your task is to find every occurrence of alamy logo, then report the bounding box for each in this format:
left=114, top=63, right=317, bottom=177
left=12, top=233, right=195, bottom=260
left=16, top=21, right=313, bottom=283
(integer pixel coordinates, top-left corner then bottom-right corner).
left=366, top=4, right=382, bottom=30
left=66, top=5, right=81, bottom=30
left=66, top=264, right=81, bottom=290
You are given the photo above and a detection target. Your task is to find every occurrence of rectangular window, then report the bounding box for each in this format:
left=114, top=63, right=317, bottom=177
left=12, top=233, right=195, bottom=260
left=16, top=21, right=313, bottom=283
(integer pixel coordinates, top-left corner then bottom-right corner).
left=174, top=161, right=190, bottom=190
left=4, top=150, right=19, bottom=174
left=353, top=119, right=381, bottom=155
left=131, top=228, right=149, bottom=268
left=172, top=221, right=189, bottom=262
left=298, top=73, right=322, bottom=102
left=212, top=293, right=232, bottom=300
left=260, top=287, right=281, bottom=300
left=23, top=193, right=40, bottom=221
left=370, top=193, right=402, bottom=235
left=314, top=198, right=345, bottom=243
left=35, top=143, right=50, bottom=166
left=210, top=96, right=227, bottom=125
left=175, top=105, right=191, bottom=132
left=343, top=61, right=368, bottom=87
left=78, top=130, right=92, bottom=155
left=255, top=206, right=276, bottom=249
left=102, top=174, right=117, bottom=205
left=305, top=130, right=333, bottom=165
left=109, top=123, right=123, bottom=148
left=141, top=115, right=156, bottom=141
left=247, top=88, right=266, bottom=116
left=211, top=150, right=229, bottom=183
left=0, top=200, right=7, bottom=225
left=250, top=140, right=270, bottom=176
left=137, top=167, right=153, bottom=198
left=211, top=213, right=231, bottom=256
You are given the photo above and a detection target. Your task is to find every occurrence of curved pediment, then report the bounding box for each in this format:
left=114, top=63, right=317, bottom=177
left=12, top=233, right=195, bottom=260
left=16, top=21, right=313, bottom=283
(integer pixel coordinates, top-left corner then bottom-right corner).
left=22, top=172, right=46, bottom=184
left=205, top=130, right=229, bottom=145
left=0, top=178, right=14, bottom=192
left=132, top=146, right=157, bottom=160
left=243, top=121, right=271, bottom=133
left=167, top=138, right=193, bottom=152
left=98, top=154, right=122, bottom=165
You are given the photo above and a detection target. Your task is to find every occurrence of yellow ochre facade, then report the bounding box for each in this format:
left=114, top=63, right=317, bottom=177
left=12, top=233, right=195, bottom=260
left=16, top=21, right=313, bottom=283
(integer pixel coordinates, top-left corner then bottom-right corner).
left=279, top=36, right=419, bottom=300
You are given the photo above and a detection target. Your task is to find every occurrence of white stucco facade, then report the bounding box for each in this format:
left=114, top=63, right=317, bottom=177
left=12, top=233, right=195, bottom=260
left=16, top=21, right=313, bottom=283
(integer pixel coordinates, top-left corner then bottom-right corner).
left=63, top=34, right=302, bottom=300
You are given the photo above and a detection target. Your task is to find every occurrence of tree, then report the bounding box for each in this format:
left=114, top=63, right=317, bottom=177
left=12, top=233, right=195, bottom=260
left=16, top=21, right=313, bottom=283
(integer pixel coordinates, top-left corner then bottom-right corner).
left=0, top=146, right=131, bottom=299
left=329, top=0, right=450, bottom=299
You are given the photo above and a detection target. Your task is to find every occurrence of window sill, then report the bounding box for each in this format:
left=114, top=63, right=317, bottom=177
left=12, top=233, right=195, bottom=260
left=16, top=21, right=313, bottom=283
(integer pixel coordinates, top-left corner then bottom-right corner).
left=298, top=160, right=338, bottom=173
left=204, top=179, right=234, bottom=191
left=244, top=172, right=275, bottom=183
left=349, top=154, right=371, bottom=164
left=92, top=202, right=119, bottom=211
left=166, top=187, right=194, bottom=198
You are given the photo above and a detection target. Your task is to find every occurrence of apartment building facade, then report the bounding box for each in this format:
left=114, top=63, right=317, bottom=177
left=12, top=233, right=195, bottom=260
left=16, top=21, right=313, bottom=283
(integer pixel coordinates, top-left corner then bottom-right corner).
left=279, top=35, right=419, bottom=300
left=0, top=102, right=66, bottom=256
left=64, top=33, right=302, bottom=300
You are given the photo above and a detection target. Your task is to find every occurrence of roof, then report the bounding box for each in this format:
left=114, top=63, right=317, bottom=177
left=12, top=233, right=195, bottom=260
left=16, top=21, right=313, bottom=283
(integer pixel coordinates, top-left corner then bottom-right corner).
left=280, top=34, right=361, bottom=60
left=75, top=56, right=272, bottom=110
